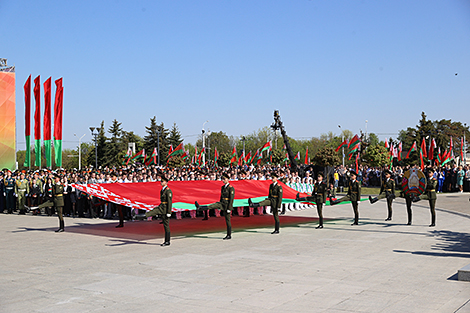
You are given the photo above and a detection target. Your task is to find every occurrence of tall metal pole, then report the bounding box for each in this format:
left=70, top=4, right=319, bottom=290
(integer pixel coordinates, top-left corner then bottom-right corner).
left=365, top=120, right=368, bottom=142
left=202, top=120, right=208, bottom=166
left=157, top=129, right=160, bottom=166
left=464, top=124, right=467, bottom=165
left=338, top=125, right=344, bottom=167
left=75, top=134, right=86, bottom=170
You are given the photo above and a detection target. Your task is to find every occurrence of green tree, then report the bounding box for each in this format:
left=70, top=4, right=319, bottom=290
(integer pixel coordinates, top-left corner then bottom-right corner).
left=103, top=119, right=124, bottom=167
left=312, top=147, right=340, bottom=167
left=362, top=145, right=390, bottom=167
left=168, top=122, right=183, bottom=148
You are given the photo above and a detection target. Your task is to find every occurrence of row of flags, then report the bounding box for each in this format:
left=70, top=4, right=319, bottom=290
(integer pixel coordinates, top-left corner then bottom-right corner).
left=23, top=75, right=64, bottom=168
left=123, top=142, right=188, bottom=166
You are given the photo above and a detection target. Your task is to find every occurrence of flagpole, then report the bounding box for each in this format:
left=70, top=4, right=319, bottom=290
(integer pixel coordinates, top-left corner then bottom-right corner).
left=202, top=120, right=208, bottom=166
left=338, top=125, right=344, bottom=167
left=464, top=124, right=467, bottom=165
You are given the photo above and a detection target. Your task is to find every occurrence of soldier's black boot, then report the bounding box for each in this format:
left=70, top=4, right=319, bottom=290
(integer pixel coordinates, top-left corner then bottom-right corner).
left=316, top=217, right=323, bottom=229
left=223, top=227, right=231, bottom=240
left=271, top=222, right=280, bottom=234
left=411, top=195, right=421, bottom=203
left=407, top=209, right=412, bottom=225
left=369, top=196, right=379, bottom=204
left=429, top=216, right=435, bottom=227
left=55, top=221, right=64, bottom=232
left=248, top=198, right=260, bottom=208
left=161, top=232, right=170, bottom=246
left=330, top=199, right=341, bottom=206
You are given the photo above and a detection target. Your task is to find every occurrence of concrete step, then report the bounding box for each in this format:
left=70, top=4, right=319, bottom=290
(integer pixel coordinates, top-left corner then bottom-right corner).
left=458, top=264, right=470, bottom=281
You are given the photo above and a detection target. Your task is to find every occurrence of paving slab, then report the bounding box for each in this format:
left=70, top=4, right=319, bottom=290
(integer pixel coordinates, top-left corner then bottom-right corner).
left=1, top=192, right=470, bottom=312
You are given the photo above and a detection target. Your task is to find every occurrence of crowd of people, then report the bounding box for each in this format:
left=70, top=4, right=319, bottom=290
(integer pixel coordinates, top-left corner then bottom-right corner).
left=1, top=162, right=469, bottom=221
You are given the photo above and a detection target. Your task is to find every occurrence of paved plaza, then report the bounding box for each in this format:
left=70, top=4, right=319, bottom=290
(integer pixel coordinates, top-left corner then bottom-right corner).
left=1, top=193, right=470, bottom=313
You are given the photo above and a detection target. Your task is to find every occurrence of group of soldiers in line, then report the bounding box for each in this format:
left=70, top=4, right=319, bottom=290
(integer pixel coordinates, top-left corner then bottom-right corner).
left=2, top=164, right=443, bottom=245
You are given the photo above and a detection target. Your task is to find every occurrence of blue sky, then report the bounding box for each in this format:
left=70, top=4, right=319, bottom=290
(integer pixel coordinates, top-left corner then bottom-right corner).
left=2, top=0, right=469, bottom=150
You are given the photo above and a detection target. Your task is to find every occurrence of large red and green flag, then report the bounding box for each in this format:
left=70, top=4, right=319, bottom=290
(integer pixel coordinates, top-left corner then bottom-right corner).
left=131, top=149, right=146, bottom=162
left=420, top=138, right=427, bottom=159
left=335, top=139, right=347, bottom=152
left=260, top=141, right=271, bottom=153
left=348, top=134, right=360, bottom=149
left=214, top=147, right=219, bottom=167
left=405, top=141, right=417, bottom=159
left=348, top=142, right=360, bottom=155
left=43, top=77, right=52, bottom=168
left=230, top=146, right=237, bottom=164
left=244, top=151, right=251, bottom=164
left=169, top=142, right=184, bottom=158
left=253, top=149, right=260, bottom=165
left=168, top=145, right=173, bottom=157
left=238, top=152, right=244, bottom=166
left=198, top=147, right=205, bottom=165
left=437, top=147, right=442, bottom=165
left=398, top=142, right=403, bottom=161
left=450, top=137, right=454, bottom=159
left=384, top=139, right=389, bottom=149
left=304, top=147, right=309, bottom=165
left=24, top=75, right=31, bottom=167
left=419, top=149, right=425, bottom=170
left=294, top=152, right=300, bottom=161
left=461, top=137, right=464, bottom=161
left=34, top=75, right=41, bottom=167
left=53, top=78, right=64, bottom=167
left=283, top=152, right=289, bottom=164
left=123, top=147, right=132, bottom=165
left=145, top=147, right=157, bottom=166
left=256, top=150, right=263, bottom=165
left=429, top=138, right=436, bottom=161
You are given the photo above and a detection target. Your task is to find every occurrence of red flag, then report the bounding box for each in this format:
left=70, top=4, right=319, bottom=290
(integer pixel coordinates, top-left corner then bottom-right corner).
left=398, top=142, right=402, bottom=161
left=244, top=151, right=251, bottom=164
left=335, top=139, right=347, bottom=152
left=348, top=134, right=360, bottom=148
left=53, top=78, right=64, bottom=167
left=420, top=149, right=424, bottom=170
left=214, top=147, right=219, bottom=166
left=24, top=75, right=31, bottom=167
left=405, top=141, right=417, bottom=159
left=355, top=153, right=359, bottom=173
left=420, top=138, right=427, bottom=158
left=304, top=147, right=309, bottom=165
left=230, top=146, right=237, bottom=164
left=168, top=142, right=184, bottom=157
left=43, top=77, right=52, bottom=168
left=385, top=139, right=389, bottom=149
left=429, top=138, right=436, bottom=161
left=461, top=137, right=464, bottom=161
left=34, top=76, right=41, bottom=167
left=450, top=137, right=454, bottom=158
left=168, top=144, right=173, bottom=156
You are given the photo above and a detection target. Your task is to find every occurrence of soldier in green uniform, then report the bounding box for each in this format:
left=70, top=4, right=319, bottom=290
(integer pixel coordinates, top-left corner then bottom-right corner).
left=330, top=171, right=362, bottom=225
left=296, top=172, right=329, bottom=229
left=248, top=172, right=283, bottom=234
left=36, top=174, right=65, bottom=232
left=29, top=172, right=43, bottom=215
left=195, top=173, right=235, bottom=240
left=145, top=176, right=172, bottom=246
left=4, top=170, right=16, bottom=214
left=413, top=169, right=437, bottom=227
left=369, top=169, right=395, bottom=221
left=15, top=172, right=30, bottom=215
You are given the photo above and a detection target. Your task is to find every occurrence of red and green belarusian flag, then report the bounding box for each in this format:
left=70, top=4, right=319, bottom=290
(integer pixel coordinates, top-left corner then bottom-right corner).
left=294, top=152, right=300, bottom=161
left=244, top=151, right=251, bottom=164
left=398, top=142, right=403, bottom=161
left=304, top=147, right=309, bottom=165
left=145, top=147, right=157, bottom=166
left=429, top=138, right=436, bottom=161
left=43, top=77, right=52, bottom=168
left=24, top=75, right=31, bottom=168
left=131, top=149, right=146, bottom=162
left=461, top=137, right=464, bottom=161
left=34, top=75, right=41, bottom=167
left=53, top=78, right=64, bottom=167
left=182, top=149, right=189, bottom=160
left=198, top=147, right=205, bottom=165
left=335, top=139, right=347, bottom=152
left=214, top=147, right=219, bottom=167
left=420, top=138, right=427, bottom=159
left=260, top=141, right=271, bottom=154
left=230, top=146, right=237, bottom=164
left=405, top=141, right=417, bottom=159
left=385, top=139, right=389, bottom=149
left=348, top=134, right=360, bottom=156
left=123, top=147, right=132, bottom=165
left=450, top=137, right=454, bottom=159
left=168, top=142, right=184, bottom=158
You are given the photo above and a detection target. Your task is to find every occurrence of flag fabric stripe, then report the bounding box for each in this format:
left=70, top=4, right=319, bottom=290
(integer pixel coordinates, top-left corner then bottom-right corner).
left=53, top=78, right=64, bottom=167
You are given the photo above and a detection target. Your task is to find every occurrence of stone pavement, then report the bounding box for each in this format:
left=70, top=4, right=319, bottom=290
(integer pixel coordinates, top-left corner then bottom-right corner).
left=1, top=193, right=470, bottom=313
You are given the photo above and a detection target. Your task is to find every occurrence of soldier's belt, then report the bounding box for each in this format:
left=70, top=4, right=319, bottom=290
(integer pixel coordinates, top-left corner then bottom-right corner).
left=161, top=202, right=168, bottom=204
left=385, top=189, right=392, bottom=191
left=427, top=189, right=435, bottom=192
left=6, top=187, right=13, bottom=190
left=272, top=195, right=279, bottom=197
left=222, top=198, right=229, bottom=200
left=18, top=189, right=26, bottom=192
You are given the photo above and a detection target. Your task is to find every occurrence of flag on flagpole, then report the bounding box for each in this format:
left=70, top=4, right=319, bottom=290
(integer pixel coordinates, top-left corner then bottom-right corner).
left=398, top=142, right=403, bottom=161
left=43, top=77, right=52, bottom=168
left=214, top=147, right=219, bottom=167
left=230, top=146, right=237, bottom=164
left=294, top=152, right=300, bottom=161
left=304, top=147, right=309, bottom=165
left=405, top=141, right=417, bottom=159
left=145, top=147, right=158, bottom=166
left=131, top=149, right=146, bottom=161
left=385, top=139, right=389, bottom=149
left=244, top=151, right=251, bottom=164
left=348, top=134, right=360, bottom=148
left=53, top=78, right=64, bottom=167
left=34, top=75, right=41, bottom=167
left=24, top=75, right=31, bottom=168
left=168, top=142, right=184, bottom=158
left=429, top=138, right=436, bottom=161
left=461, top=137, right=464, bottom=162
left=123, top=147, right=132, bottom=165
left=335, top=139, right=348, bottom=152
left=355, top=153, right=359, bottom=173
left=450, top=137, right=454, bottom=159
left=260, top=141, right=272, bottom=153
left=198, top=147, right=205, bottom=165
left=420, top=138, right=427, bottom=158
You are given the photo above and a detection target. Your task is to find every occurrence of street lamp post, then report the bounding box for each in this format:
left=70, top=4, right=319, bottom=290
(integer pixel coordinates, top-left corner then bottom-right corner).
left=338, top=125, right=344, bottom=167
left=74, top=133, right=86, bottom=170
left=202, top=120, right=209, bottom=166
left=89, top=127, right=98, bottom=169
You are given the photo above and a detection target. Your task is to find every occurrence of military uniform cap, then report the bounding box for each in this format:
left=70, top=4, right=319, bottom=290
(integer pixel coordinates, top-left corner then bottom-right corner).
left=270, top=171, right=278, bottom=178
left=317, top=172, right=324, bottom=178
left=160, top=175, right=169, bottom=182
left=349, top=170, right=358, bottom=176
left=222, top=173, right=230, bottom=179
left=384, top=169, right=392, bottom=176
